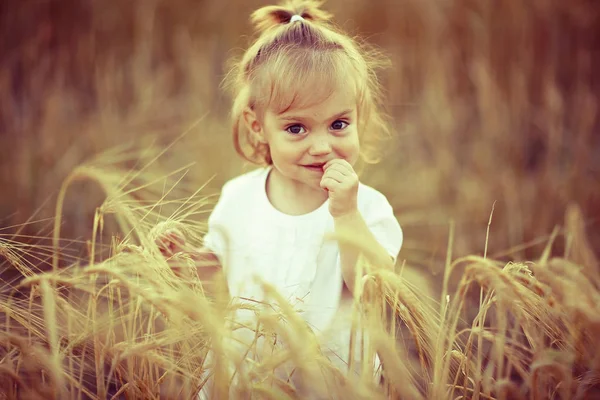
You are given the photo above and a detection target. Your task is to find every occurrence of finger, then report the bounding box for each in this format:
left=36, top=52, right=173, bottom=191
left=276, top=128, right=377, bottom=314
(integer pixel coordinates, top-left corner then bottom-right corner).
left=155, top=237, right=172, bottom=254
left=320, top=177, right=341, bottom=191
left=324, top=159, right=354, bottom=175
left=325, top=165, right=351, bottom=177
left=324, top=158, right=351, bottom=169
left=165, top=230, right=186, bottom=247
left=167, top=256, right=193, bottom=277
left=324, top=159, right=342, bottom=170
left=166, top=227, right=184, bottom=237
left=154, top=237, right=179, bottom=258
left=323, top=169, right=346, bottom=183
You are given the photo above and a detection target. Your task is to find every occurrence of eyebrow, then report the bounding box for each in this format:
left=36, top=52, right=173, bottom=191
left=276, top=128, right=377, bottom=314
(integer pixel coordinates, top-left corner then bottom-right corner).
left=279, top=109, right=354, bottom=122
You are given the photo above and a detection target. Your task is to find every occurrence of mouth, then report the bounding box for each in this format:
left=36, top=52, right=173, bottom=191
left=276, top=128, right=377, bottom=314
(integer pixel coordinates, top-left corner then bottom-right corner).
left=301, top=162, right=326, bottom=171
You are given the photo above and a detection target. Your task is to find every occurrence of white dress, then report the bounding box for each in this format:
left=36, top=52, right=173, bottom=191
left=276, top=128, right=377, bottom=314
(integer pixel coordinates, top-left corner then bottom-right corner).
left=200, top=167, right=403, bottom=397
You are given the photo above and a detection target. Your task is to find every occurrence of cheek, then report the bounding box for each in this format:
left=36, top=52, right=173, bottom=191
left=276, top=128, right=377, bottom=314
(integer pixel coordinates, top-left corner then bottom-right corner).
left=267, top=137, right=304, bottom=165
left=336, top=131, right=360, bottom=164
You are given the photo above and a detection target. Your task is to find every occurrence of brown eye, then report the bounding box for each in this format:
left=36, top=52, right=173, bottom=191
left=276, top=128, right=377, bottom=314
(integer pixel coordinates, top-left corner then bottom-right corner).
left=286, top=124, right=306, bottom=135
left=331, top=120, right=348, bottom=130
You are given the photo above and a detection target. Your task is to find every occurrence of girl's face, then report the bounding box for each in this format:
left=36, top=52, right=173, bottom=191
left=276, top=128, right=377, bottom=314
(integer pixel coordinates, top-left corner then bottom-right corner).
left=252, top=84, right=360, bottom=189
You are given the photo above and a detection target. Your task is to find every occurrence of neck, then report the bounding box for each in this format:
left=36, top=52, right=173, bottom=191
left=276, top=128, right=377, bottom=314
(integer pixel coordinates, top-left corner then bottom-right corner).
left=266, top=167, right=328, bottom=215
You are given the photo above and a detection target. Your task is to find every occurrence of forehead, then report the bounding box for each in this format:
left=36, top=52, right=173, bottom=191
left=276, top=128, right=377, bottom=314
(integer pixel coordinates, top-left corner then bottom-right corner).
left=277, top=88, right=357, bottom=121
left=251, top=49, right=362, bottom=115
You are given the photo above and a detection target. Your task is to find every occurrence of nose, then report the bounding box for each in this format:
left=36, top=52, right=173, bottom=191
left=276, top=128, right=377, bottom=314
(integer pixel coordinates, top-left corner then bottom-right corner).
left=307, top=133, right=332, bottom=156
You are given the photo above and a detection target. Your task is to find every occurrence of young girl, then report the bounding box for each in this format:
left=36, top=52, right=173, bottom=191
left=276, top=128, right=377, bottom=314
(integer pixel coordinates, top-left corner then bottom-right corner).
left=158, top=0, right=403, bottom=395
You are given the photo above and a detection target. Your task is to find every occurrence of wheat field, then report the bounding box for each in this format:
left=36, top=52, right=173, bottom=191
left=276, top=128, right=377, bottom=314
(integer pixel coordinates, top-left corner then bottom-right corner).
left=0, top=0, right=599, bottom=399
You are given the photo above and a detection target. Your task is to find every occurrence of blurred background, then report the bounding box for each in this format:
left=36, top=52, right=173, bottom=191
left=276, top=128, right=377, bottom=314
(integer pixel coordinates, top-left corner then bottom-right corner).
left=1, top=0, right=599, bottom=292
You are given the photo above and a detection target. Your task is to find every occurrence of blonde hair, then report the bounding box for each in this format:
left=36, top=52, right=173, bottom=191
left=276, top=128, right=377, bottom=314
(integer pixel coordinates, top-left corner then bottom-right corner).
left=224, top=0, right=391, bottom=165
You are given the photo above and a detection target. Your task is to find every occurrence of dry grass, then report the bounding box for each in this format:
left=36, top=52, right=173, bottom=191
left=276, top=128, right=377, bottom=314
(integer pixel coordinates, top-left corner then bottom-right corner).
left=1, top=0, right=599, bottom=398
left=0, top=156, right=599, bottom=399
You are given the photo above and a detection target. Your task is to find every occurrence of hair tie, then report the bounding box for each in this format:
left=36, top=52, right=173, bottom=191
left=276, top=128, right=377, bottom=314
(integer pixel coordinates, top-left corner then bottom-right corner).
left=290, top=15, right=304, bottom=23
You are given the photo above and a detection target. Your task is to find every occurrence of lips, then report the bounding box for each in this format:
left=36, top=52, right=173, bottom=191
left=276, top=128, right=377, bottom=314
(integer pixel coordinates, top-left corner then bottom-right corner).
left=302, top=162, right=326, bottom=172
left=304, top=163, right=326, bottom=168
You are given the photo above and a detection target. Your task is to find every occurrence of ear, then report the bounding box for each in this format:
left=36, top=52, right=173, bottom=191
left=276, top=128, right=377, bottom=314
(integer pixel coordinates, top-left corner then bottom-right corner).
left=242, top=107, right=267, bottom=144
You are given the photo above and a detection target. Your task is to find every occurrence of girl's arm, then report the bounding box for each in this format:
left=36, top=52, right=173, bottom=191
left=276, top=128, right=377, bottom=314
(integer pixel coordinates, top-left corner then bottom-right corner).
left=333, top=210, right=394, bottom=293
left=156, top=230, right=225, bottom=295
left=319, top=159, right=399, bottom=293
left=188, top=247, right=223, bottom=285
left=167, top=247, right=227, bottom=297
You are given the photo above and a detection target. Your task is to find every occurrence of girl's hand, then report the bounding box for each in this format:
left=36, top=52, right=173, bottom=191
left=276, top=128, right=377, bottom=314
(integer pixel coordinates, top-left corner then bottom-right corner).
left=152, top=224, right=222, bottom=284
left=155, top=228, right=186, bottom=257
left=320, top=159, right=359, bottom=218
left=154, top=227, right=195, bottom=278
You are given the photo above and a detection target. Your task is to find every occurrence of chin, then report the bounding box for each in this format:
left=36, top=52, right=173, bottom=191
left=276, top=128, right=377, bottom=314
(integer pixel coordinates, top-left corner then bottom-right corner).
left=291, top=169, right=321, bottom=186
left=302, top=173, right=324, bottom=189
left=273, top=164, right=321, bottom=187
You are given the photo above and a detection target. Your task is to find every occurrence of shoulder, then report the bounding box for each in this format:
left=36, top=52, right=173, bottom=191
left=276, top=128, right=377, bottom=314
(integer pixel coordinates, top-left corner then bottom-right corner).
left=219, top=167, right=268, bottom=198
left=208, top=167, right=267, bottom=219
left=357, top=182, right=393, bottom=211
left=356, top=182, right=401, bottom=228
left=207, top=168, right=268, bottom=230
left=357, top=182, right=403, bottom=258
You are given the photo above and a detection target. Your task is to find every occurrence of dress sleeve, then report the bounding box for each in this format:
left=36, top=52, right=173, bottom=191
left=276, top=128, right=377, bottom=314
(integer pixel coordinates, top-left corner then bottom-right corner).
left=364, top=192, right=403, bottom=262
left=202, top=181, right=233, bottom=267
